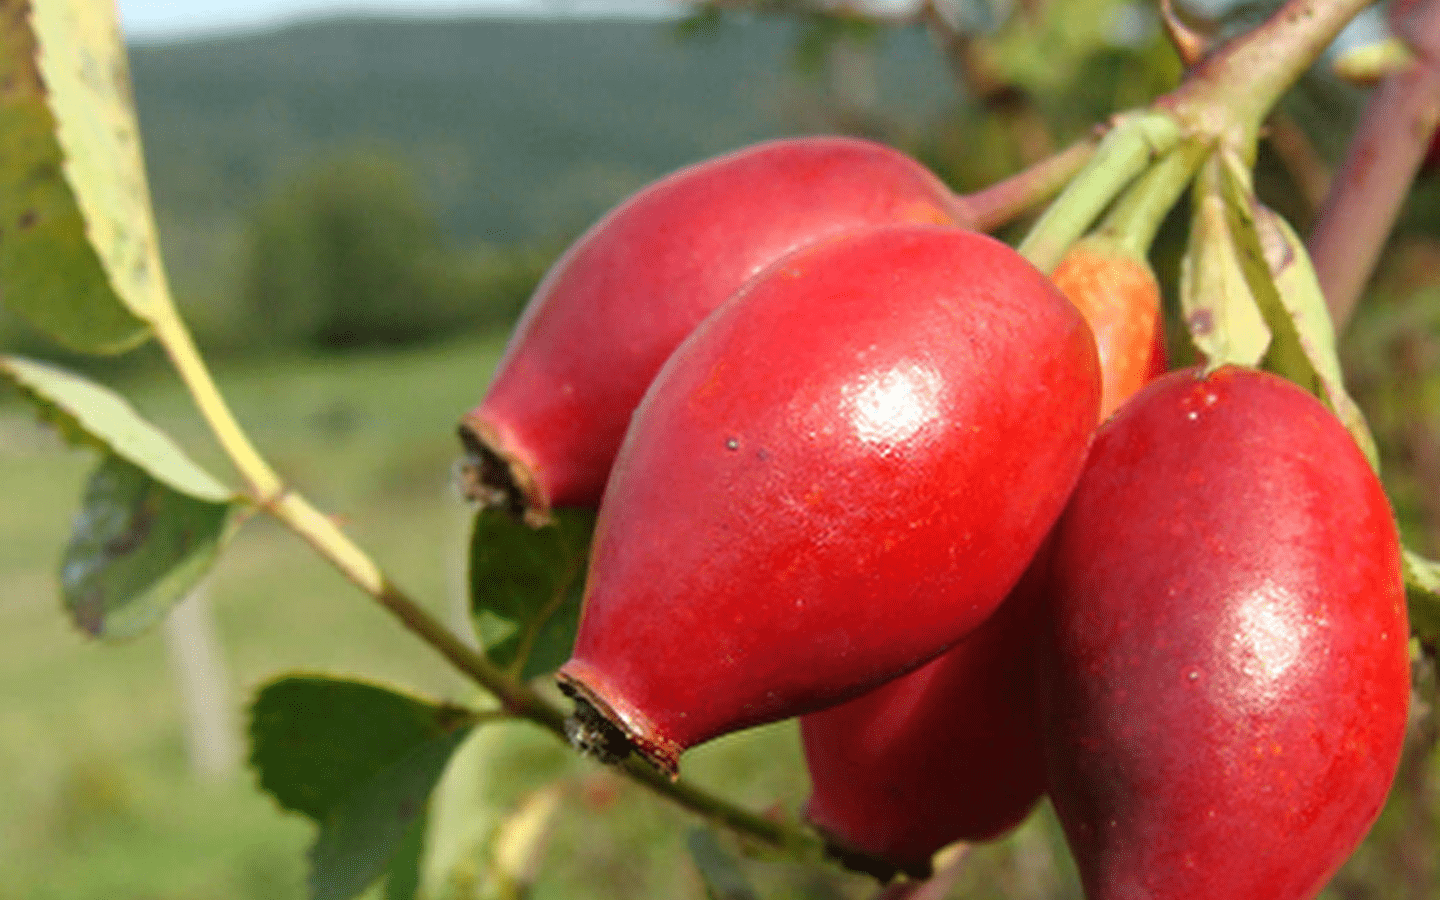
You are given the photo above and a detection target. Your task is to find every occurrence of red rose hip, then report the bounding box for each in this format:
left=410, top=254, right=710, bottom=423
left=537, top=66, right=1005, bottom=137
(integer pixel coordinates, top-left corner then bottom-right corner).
left=1042, top=366, right=1409, bottom=900
left=800, top=552, right=1052, bottom=876
left=558, top=224, right=1101, bottom=776
left=798, top=233, right=1170, bottom=871
left=459, top=137, right=967, bottom=524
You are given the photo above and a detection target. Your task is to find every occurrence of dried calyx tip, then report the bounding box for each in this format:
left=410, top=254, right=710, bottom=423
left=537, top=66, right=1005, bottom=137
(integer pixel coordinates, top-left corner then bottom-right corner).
left=563, top=694, right=635, bottom=766
left=455, top=420, right=546, bottom=525
left=813, top=826, right=926, bottom=883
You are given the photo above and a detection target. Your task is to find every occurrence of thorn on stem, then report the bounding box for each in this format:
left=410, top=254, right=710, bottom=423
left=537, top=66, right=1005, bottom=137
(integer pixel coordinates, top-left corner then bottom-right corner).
left=1160, top=0, right=1211, bottom=69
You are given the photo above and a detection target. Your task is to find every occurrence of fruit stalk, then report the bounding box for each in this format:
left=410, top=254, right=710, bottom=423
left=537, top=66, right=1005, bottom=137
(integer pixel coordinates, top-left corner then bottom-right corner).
left=1095, top=139, right=1210, bottom=257
left=961, top=136, right=1099, bottom=232
left=1306, top=0, right=1440, bottom=328
left=1016, top=112, right=1180, bottom=272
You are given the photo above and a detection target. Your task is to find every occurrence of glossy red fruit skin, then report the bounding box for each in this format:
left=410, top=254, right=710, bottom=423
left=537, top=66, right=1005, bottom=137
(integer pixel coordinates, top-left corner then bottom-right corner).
left=460, top=136, right=966, bottom=523
left=557, top=224, right=1101, bottom=775
left=798, top=239, right=1172, bottom=870
left=800, top=545, right=1051, bottom=874
left=1042, top=366, right=1409, bottom=900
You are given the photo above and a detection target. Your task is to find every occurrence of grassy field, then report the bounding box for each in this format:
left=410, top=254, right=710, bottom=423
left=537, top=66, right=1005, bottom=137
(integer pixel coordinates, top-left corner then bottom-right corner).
left=0, top=330, right=1430, bottom=899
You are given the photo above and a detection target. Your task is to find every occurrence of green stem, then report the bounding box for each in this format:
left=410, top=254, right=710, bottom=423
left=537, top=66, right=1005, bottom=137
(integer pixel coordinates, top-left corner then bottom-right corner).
left=960, top=137, right=1099, bottom=233
left=620, top=756, right=810, bottom=850
left=618, top=753, right=911, bottom=880
left=1096, top=140, right=1211, bottom=258
left=1016, top=112, right=1181, bottom=272
left=151, top=312, right=284, bottom=502
left=149, top=288, right=558, bottom=719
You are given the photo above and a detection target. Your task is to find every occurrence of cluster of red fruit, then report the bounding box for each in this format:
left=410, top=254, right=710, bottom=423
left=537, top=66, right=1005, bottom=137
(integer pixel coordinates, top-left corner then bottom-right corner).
left=460, top=137, right=1410, bottom=899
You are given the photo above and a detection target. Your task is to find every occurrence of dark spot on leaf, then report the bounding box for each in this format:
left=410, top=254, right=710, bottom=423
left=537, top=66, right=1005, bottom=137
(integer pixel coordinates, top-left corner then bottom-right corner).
left=104, top=497, right=156, bottom=556
left=17, top=209, right=38, bottom=229
left=1188, top=309, right=1214, bottom=335
left=73, top=587, right=106, bottom=636
left=395, top=796, right=417, bottom=820
left=755, top=448, right=769, bottom=462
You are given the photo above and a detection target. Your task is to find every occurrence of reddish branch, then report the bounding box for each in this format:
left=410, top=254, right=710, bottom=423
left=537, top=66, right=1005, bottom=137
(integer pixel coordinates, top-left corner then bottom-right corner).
left=1307, top=0, right=1440, bottom=329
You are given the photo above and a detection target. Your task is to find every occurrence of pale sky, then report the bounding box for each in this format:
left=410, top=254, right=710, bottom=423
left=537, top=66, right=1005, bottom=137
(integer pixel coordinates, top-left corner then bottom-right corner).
left=114, top=0, right=1388, bottom=49
left=116, top=0, right=682, bottom=40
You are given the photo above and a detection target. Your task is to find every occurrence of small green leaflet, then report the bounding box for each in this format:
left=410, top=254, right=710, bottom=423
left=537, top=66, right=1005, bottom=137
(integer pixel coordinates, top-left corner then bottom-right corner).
left=0, top=0, right=175, bottom=353
left=686, top=828, right=760, bottom=900
left=1215, top=156, right=1380, bottom=470
left=249, top=675, right=477, bottom=900
left=62, top=455, right=232, bottom=638
left=1, top=355, right=239, bottom=637
left=1178, top=154, right=1271, bottom=369
left=2, top=355, right=232, bottom=499
left=469, top=507, right=596, bottom=680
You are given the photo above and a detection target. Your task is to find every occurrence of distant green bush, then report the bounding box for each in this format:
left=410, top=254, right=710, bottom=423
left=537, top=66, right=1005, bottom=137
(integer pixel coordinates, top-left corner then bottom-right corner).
left=238, top=149, right=554, bottom=351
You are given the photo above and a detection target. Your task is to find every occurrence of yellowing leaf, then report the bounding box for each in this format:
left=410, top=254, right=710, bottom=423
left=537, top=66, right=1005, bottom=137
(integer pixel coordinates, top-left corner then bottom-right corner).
left=1179, top=158, right=1271, bottom=368
left=0, top=0, right=178, bottom=353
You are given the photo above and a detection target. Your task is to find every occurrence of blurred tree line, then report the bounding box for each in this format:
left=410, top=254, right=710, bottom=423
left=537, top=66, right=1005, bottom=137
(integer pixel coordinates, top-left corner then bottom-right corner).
left=237, top=149, right=555, bottom=351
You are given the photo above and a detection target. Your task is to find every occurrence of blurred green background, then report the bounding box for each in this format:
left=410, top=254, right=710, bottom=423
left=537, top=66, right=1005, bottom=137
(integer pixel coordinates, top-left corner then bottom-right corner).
left=3, top=2, right=1440, bottom=898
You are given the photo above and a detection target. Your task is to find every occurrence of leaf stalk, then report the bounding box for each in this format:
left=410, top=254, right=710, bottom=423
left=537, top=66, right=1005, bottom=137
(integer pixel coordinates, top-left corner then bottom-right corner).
left=960, top=136, right=1099, bottom=233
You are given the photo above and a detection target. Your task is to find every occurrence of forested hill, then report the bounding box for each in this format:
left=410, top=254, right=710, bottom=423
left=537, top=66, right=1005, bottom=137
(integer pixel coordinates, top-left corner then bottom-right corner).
left=128, top=14, right=958, bottom=245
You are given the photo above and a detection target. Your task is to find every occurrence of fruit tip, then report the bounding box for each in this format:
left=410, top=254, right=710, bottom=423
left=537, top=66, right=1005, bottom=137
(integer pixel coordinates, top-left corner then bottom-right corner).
left=815, top=826, right=929, bottom=883
left=456, top=414, right=552, bottom=527
left=556, top=668, right=682, bottom=778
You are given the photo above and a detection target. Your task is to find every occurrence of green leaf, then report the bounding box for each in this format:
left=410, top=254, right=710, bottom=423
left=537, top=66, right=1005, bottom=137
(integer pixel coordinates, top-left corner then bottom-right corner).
left=1178, top=156, right=1271, bottom=369
left=469, top=507, right=596, bottom=680
left=1215, top=156, right=1316, bottom=387
left=249, top=676, right=476, bottom=900
left=1403, top=549, right=1440, bottom=645
left=310, top=737, right=466, bottom=900
left=0, top=0, right=174, bottom=353
left=686, top=828, right=759, bottom=900
left=383, top=812, right=427, bottom=900
left=62, top=455, right=233, bottom=638
left=0, top=354, right=239, bottom=637
left=2, top=355, right=233, bottom=500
